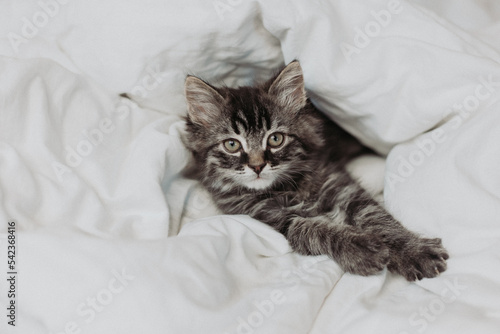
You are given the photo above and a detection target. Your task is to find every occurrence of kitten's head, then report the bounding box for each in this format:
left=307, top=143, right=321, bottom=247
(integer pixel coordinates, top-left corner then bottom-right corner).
left=184, top=61, right=325, bottom=192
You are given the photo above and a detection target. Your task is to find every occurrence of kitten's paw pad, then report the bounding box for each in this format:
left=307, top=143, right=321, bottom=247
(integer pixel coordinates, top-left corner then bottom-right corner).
left=389, top=237, right=449, bottom=281
left=338, top=235, right=390, bottom=276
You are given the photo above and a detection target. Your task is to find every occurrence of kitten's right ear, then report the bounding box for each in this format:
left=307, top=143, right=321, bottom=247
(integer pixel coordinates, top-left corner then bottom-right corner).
left=268, top=61, right=307, bottom=112
left=185, top=76, right=225, bottom=127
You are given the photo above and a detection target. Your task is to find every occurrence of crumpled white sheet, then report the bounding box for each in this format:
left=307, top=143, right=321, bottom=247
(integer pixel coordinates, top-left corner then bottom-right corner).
left=0, top=0, right=499, bottom=333
left=0, top=217, right=342, bottom=334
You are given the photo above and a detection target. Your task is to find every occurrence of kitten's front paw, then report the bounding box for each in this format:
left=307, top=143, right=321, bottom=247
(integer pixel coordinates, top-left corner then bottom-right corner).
left=336, top=234, right=390, bottom=276
left=388, top=237, right=449, bottom=281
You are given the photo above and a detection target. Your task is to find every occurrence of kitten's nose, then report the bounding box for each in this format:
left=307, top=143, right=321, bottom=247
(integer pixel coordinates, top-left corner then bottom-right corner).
left=248, top=152, right=266, bottom=175
left=249, top=163, right=266, bottom=175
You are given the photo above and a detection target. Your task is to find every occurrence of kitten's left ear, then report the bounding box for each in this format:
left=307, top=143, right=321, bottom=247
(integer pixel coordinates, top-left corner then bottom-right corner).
left=185, top=76, right=225, bottom=127
left=268, top=61, right=307, bottom=112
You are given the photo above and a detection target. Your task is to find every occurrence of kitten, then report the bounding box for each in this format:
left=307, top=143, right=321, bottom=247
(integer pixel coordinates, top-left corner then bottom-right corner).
left=183, top=61, right=448, bottom=281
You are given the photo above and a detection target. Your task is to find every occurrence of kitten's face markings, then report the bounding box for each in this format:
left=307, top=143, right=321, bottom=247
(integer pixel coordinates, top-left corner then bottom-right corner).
left=218, top=128, right=290, bottom=190
left=185, top=60, right=308, bottom=191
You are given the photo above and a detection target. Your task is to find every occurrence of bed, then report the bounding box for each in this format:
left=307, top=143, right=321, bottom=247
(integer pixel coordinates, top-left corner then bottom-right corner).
left=1, top=0, right=500, bottom=333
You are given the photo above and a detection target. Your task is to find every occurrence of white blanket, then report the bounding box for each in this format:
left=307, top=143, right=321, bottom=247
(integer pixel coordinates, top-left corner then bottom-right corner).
left=1, top=0, right=499, bottom=333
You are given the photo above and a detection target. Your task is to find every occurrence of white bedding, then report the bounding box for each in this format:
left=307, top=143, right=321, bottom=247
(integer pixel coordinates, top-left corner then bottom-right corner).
left=1, top=0, right=499, bottom=333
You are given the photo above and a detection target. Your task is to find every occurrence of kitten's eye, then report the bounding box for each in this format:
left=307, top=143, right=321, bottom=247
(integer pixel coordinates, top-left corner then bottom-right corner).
left=223, top=139, right=241, bottom=153
left=267, top=132, right=284, bottom=148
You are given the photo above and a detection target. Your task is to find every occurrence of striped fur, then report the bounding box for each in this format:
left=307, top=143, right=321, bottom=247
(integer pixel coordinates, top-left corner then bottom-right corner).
left=183, top=61, right=448, bottom=280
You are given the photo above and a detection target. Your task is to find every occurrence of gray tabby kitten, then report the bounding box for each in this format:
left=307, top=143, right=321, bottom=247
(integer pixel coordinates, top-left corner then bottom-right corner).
left=183, top=61, right=448, bottom=281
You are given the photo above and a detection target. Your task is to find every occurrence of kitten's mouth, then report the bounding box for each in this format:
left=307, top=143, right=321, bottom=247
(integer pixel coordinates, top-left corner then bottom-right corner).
left=252, top=174, right=265, bottom=182
left=243, top=174, right=274, bottom=190
left=234, top=167, right=276, bottom=190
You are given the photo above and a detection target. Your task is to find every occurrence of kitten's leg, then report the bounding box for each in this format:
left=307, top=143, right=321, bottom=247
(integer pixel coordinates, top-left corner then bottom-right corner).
left=319, top=169, right=449, bottom=281
left=226, top=192, right=390, bottom=276
left=349, top=198, right=449, bottom=281
left=286, top=215, right=390, bottom=276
